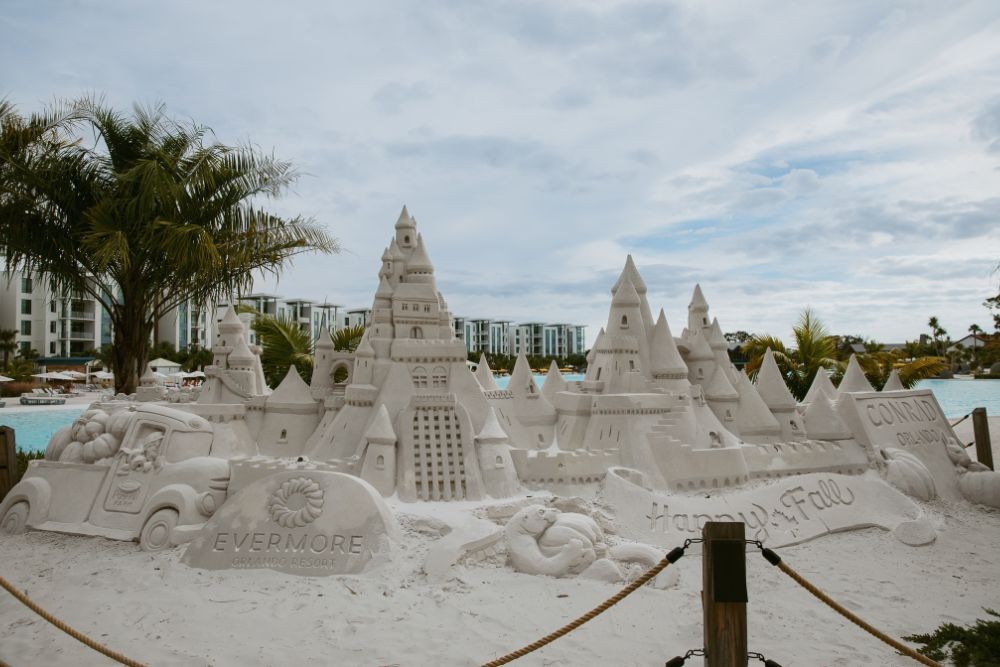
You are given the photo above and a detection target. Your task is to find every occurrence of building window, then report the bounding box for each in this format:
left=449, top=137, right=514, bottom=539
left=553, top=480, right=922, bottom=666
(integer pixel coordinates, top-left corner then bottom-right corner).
left=20, top=320, right=31, bottom=335
left=20, top=299, right=31, bottom=315
left=19, top=341, right=30, bottom=354
left=50, top=300, right=56, bottom=313
left=50, top=321, right=56, bottom=334
left=20, top=277, right=32, bottom=292
left=49, top=342, right=56, bottom=354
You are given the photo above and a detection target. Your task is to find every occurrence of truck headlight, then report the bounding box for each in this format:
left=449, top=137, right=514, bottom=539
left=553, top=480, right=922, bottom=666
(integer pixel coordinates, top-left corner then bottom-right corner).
left=198, top=492, right=218, bottom=517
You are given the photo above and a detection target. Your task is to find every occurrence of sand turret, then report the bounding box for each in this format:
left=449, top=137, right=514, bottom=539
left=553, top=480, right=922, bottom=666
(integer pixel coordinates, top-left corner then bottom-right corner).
left=802, top=393, right=852, bottom=440
left=394, top=205, right=416, bottom=249
left=650, top=309, right=688, bottom=380
left=882, top=369, right=904, bottom=392
left=839, top=355, right=875, bottom=393
left=755, top=349, right=797, bottom=410
left=359, top=404, right=398, bottom=496
left=541, top=361, right=567, bottom=402
left=611, top=255, right=655, bottom=337
left=510, top=352, right=539, bottom=397
left=475, top=407, right=519, bottom=497
left=475, top=353, right=500, bottom=390
left=688, top=284, right=710, bottom=330
left=733, top=371, right=781, bottom=437
left=803, top=367, right=837, bottom=404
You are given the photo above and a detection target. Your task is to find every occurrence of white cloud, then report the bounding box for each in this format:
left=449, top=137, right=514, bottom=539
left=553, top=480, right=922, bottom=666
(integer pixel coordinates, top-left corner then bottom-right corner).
left=2, top=0, right=999, bottom=346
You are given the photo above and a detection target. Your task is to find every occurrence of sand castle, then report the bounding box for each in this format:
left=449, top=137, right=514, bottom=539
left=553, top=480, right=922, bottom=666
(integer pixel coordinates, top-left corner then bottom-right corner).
left=2, top=207, right=998, bottom=575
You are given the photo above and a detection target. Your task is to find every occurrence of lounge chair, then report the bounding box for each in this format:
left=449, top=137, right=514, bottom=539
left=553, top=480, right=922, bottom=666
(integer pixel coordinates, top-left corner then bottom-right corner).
left=19, top=395, right=66, bottom=405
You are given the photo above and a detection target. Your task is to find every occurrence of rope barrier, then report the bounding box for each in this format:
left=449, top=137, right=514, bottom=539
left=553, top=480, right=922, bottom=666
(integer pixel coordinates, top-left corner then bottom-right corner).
left=0, top=574, right=147, bottom=667
left=949, top=413, right=971, bottom=428
left=480, top=541, right=696, bottom=667
left=753, top=547, right=941, bottom=667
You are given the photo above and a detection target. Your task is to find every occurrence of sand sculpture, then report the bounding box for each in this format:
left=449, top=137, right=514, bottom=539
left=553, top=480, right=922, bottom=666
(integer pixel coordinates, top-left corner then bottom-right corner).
left=2, top=206, right=998, bottom=568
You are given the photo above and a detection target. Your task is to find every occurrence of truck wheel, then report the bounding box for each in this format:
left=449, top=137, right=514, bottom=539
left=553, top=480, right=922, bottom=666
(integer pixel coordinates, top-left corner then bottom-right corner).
left=0, top=501, right=29, bottom=535
left=139, top=508, right=178, bottom=552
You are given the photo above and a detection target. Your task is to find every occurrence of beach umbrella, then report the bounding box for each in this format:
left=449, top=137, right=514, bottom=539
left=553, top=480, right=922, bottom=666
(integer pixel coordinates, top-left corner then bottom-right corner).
left=0, top=375, right=14, bottom=382
left=32, top=371, right=73, bottom=381
left=186, top=370, right=206, bottom=378
left=93, top=371, right=115, bottom=380
left=61, top=370, right=87, bottom=380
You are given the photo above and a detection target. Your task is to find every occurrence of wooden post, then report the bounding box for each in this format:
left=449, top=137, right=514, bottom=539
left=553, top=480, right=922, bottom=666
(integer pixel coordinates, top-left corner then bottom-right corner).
left=972, top=407, right=994, bottom=471
left=0, top=426, right=17, bottom=499
left=703, top=522, right=748, bottom=667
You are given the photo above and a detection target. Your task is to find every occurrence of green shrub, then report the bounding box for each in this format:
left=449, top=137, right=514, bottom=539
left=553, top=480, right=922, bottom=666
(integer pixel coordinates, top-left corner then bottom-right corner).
left=904, top=609, right=1000, bottom=666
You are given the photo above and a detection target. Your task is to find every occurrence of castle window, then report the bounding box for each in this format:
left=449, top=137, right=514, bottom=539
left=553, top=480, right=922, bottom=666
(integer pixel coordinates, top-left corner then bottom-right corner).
left=596, top=368, right=602, bottom=380
left=424, top=305, right=430, bottom=313
left=431, top=366, right=447, bottom=387
left=404, top=235, right=410, bottom=244
left=621, top=315, right=628, bottom=327
left=697, top=368, right=704, bottom=378
left=411, top=366, right=428, bottom=388
left=703, top=317, right=708, bottom=325
left=376, top=454, right=385, bottom=470
left=495, top=455, right=504, bottom=468
left=279, top=428, right=287, bottom=440
left=537, top=433, right=543, bottom=443
left=402, top=303, right=408, bottom=311
left=629, top=360, right=635, bottom=370
left=410, top=326, right=423, bottom=339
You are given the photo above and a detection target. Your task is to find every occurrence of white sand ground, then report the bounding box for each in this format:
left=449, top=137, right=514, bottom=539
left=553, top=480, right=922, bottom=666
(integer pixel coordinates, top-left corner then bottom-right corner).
left=1, top=487, right=998, bottom=667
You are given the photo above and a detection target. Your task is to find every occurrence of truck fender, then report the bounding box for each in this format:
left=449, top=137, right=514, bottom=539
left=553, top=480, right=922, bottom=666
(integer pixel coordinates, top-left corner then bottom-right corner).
left=143, top=484, right=201, bottom=529
left=0, top=477, right=53, bottom=528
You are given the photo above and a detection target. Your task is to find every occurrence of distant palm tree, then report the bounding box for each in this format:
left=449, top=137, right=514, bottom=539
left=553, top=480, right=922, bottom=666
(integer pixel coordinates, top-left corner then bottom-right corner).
left=0, top=98, right=338, bottom=394
left=4, top=357, right=36, bottom=381
left=928, top=316, right=948, bottom=356
left=742, top=309, right=840, bottom=401
left=0, top=329, right=17, bottom=369
left=252, top=314, right=313, bottom=387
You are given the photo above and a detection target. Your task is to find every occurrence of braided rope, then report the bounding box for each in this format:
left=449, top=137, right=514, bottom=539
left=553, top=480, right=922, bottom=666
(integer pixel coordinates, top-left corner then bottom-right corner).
left=949, top=413, right=971, bottom=428
left=481, top=555, right=674, bottom=667
left=0, top=574, right=147, bottom=667
left=776, top=561, right=940, bottom=666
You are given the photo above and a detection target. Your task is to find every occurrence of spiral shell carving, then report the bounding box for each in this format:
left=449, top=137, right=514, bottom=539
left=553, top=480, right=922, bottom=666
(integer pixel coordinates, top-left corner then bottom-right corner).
left=267, top=477, right=324, bottom=528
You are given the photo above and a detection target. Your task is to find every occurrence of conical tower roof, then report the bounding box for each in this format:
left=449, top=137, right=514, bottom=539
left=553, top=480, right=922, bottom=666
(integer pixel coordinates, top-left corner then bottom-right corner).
left=708, top=317, right=727, bottom=350
left=611, top=255, right=647, bottom=294
left=364, top=404, right=397, bottom=445
left=839, top=355, right=875, bottom=393
left=228, top=333, right=256, bottom=367
left=802, top=393, right=852, bottom=440
left=389, top=238, right=405, bottom=260
left=381, top=246, right=391, bottom=261
left=510, top=351, right=539, bottom=396
left=803, top=367, right=837, bottom=404
left=686, top=328, right=715, bottom=361
left=882, top=369, right=904, bottom=392
left=267, top=365, right=315, bottom=406
left=476, top=353, right=499, bottom=390
left=650, top=309, right=688, bottom=377
left=407, top=234, right=434, bottom=273
left=586, top=328, right=605, bottom=365
left=734, top=370, right=781, bottom=435
left=356, top=330, right=374, bottom=358
left=219, top=304, right=245, bottom=333
left=755, top=348, right=796, bottom=409
left=541, top=360, right=567, bottom=401
left=476, top=407, right=509, bottom=443
left=394, top=205, right=414, bottom=229
left=375, top=274, right=394, bottom=300
left=705, top=365, right=739, bottom=400
left=315, top=327, right=334, bottom=350
left=689, top=284, right=709, bottom=312
left=610, top=276, right=641, bottom=307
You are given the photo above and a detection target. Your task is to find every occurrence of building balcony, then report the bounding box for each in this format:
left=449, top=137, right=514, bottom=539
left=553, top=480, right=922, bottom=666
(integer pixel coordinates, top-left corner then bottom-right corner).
left=68, top=311, right=95, bottom=321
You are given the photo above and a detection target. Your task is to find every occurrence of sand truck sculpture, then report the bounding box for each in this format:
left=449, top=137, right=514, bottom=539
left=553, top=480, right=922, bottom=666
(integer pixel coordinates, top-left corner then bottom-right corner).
left=0, top=404, right=230, bottom=551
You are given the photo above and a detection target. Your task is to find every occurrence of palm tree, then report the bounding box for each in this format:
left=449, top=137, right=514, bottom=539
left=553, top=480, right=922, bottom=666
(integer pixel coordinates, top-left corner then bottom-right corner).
left=0, top=98, right=338, bottom=393
left=741, top=309, right=840, bottom=401
left=855, top=350, right=947, bottom=388
left=928, top=316, right=947, bottom=356
left=332, top=324, right=366, bottom=352
left=252, top=314, right=314, bottom=387
left=0, top=329, right=17, bottom=369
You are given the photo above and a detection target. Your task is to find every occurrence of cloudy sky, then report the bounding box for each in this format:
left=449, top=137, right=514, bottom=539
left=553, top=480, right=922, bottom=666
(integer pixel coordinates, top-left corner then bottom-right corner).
left=4, top=0, right=1000, bottom=346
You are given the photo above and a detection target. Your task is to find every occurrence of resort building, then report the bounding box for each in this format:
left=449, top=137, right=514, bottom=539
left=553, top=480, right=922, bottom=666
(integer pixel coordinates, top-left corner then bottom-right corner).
left=0, top=270, right=111, bottom=359
left=506, top=322, right=586, bottom=357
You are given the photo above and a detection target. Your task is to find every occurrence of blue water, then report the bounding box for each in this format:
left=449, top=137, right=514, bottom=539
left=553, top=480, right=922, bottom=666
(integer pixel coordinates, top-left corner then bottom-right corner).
left=0, top=406, right=86, bottom=454
left=2, top=378, right=997, bottom=454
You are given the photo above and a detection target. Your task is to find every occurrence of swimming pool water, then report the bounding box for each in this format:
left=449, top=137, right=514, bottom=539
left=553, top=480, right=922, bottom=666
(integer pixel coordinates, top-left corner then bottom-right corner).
left=0, top=406, right=86, bottom=454
left=3, top=378, right=999, bottom=453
